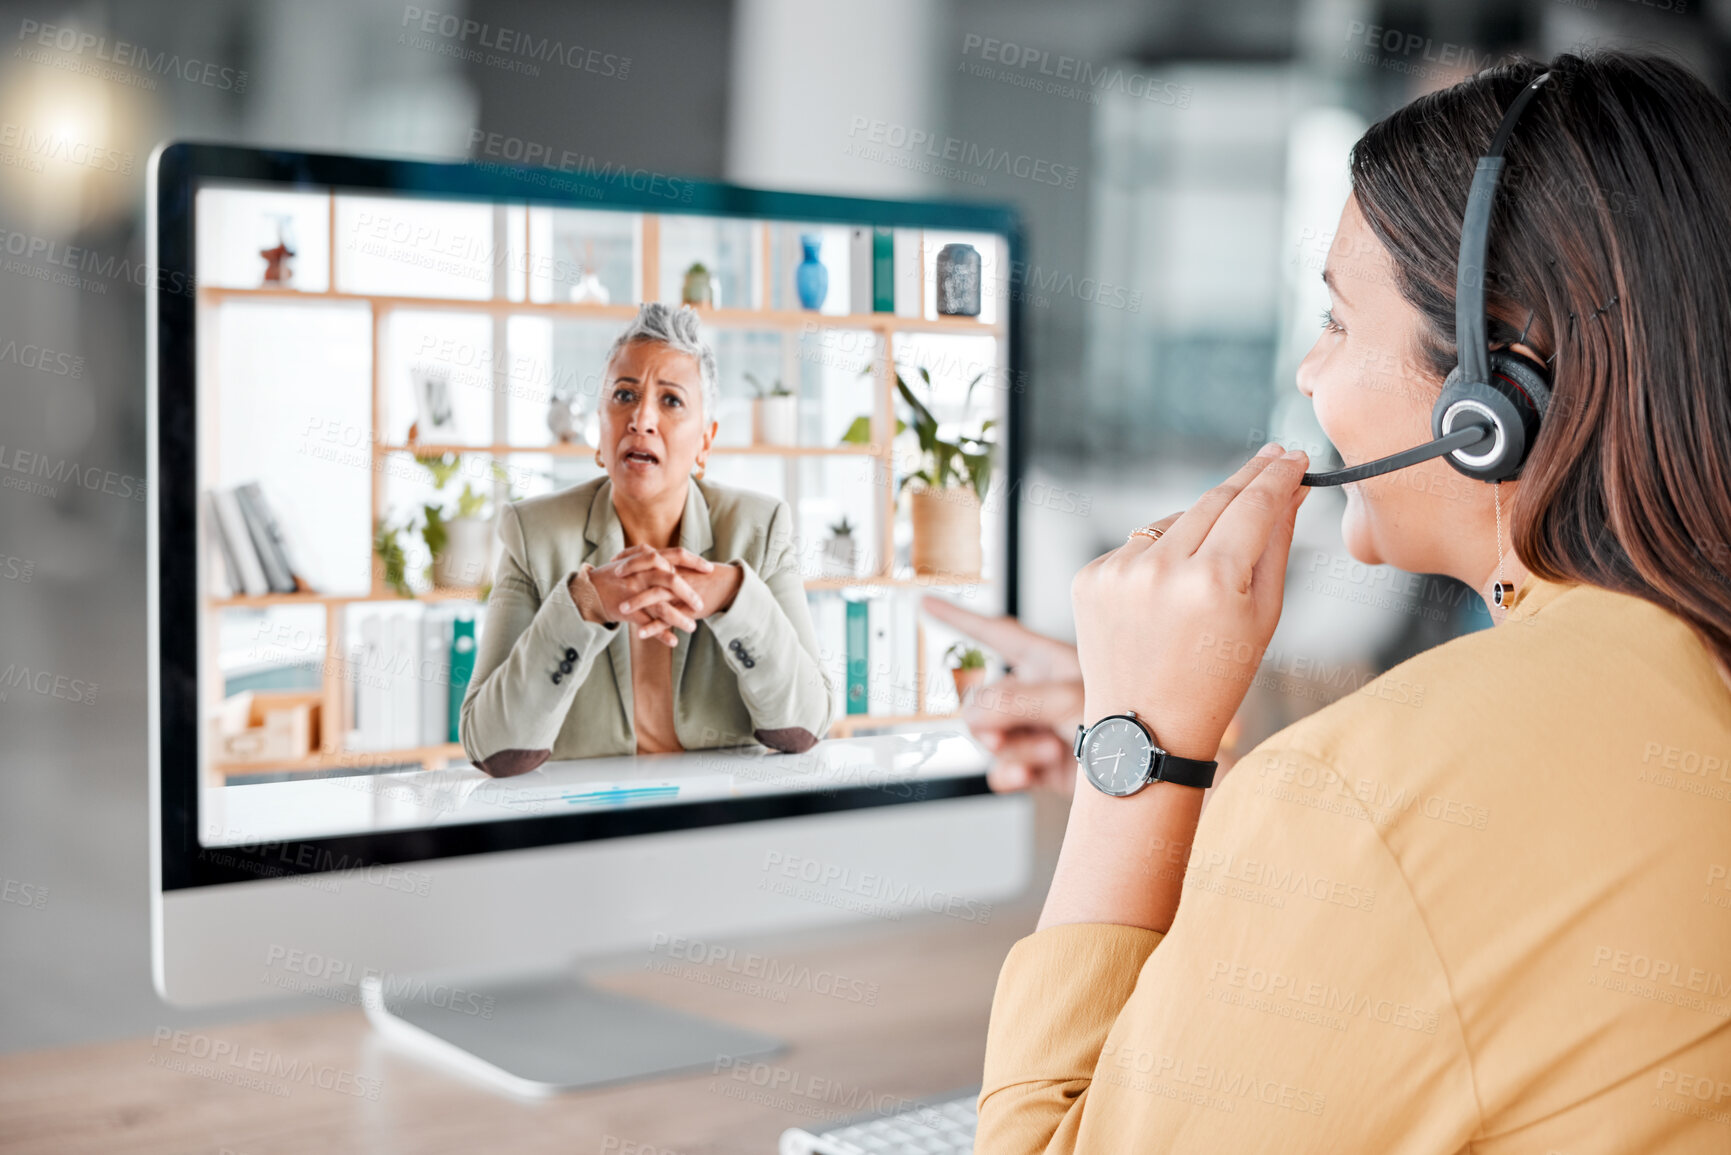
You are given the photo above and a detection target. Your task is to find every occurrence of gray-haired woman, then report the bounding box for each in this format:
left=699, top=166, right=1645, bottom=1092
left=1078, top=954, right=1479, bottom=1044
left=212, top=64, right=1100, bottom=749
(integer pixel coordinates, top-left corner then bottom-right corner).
left=459, top=303, right=834, bottom=776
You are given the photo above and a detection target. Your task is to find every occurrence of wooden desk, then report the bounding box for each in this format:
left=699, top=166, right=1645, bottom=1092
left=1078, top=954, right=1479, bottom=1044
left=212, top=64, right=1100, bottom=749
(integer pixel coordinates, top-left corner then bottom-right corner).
left=0, top=883, right=1050, bottom=1154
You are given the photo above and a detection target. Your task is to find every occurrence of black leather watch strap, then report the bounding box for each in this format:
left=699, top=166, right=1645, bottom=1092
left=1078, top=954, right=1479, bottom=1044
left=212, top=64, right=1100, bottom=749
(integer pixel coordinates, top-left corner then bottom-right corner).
left=1150, top=750, right=1217, bottom=790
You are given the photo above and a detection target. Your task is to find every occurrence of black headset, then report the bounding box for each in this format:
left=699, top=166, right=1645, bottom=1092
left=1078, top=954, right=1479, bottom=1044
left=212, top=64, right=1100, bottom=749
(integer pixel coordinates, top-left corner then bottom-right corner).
left=1301, top=71, right=1554, bottom=488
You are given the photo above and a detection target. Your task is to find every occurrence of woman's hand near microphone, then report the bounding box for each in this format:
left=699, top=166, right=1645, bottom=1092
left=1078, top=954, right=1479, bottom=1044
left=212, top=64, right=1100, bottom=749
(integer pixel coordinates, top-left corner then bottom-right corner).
left=1044, top=441, right=1309, bottom=932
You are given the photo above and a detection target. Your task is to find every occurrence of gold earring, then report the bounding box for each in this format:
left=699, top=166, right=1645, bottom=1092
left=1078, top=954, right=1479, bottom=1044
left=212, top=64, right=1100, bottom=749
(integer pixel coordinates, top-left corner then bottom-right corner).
left=594, top=449, right=604, bottom=468
left=693, top=459, right=706, bottom=480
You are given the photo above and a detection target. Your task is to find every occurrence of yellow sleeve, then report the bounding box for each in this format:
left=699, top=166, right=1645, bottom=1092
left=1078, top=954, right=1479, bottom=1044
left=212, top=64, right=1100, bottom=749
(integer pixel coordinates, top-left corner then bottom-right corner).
left=978, top=922, right=1165, bottom=1154
left=977, top=743, right=1481, bottom=1152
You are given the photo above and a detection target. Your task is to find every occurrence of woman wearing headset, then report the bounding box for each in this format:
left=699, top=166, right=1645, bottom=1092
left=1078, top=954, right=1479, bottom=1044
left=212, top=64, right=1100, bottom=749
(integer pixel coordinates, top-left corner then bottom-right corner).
left=952, top=53, right=1731, bottom=1151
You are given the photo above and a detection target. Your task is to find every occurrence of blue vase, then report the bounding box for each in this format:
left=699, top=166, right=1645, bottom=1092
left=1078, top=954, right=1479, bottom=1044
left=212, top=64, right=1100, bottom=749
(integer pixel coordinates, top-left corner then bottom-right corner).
left=795, top=235, right=828, bottom=310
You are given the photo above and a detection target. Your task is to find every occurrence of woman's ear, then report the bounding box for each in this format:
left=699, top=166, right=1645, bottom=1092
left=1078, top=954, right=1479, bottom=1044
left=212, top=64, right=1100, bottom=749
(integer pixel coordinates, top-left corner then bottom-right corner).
left=1509, top=341, right=1548, bottom=368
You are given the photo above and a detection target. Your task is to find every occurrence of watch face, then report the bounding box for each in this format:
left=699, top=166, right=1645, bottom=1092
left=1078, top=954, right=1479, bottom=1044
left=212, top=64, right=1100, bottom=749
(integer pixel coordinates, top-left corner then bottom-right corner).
left=1081, top=716, right=1152, bottom=796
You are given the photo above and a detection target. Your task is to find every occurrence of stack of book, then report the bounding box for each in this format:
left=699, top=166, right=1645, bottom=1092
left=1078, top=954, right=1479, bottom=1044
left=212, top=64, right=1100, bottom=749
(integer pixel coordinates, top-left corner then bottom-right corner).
left=205, top=482, right=303, bottom=598
left=347, top=605, right=481, bottom=752
left=846, top=226, right=923, bottom=316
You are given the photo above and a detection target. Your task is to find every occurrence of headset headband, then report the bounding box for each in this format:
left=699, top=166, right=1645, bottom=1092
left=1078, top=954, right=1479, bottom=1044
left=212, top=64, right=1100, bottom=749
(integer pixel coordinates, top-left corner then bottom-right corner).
left=1455, top=71, right=1551, bottom=388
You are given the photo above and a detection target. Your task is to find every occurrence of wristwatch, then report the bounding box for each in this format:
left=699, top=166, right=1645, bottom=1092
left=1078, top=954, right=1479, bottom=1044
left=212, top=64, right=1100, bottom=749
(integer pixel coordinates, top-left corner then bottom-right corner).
left=1073, top=710, right=1217, bottom=796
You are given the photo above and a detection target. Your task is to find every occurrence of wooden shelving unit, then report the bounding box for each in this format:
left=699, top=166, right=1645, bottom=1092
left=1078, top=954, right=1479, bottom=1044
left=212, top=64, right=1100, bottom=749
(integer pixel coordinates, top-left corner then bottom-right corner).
left=200, top=195, right=1006, bottom=777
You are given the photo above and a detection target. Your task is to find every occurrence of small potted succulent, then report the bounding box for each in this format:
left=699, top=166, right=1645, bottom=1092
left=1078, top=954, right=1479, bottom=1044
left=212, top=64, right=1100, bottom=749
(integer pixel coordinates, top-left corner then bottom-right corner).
left=681, top=260, right=715, bottom=307
left=746, top=373, right=798, bottom=447
left=945, top=642, right=987, bottom=701
left=823, top=515, right=857, bottom=576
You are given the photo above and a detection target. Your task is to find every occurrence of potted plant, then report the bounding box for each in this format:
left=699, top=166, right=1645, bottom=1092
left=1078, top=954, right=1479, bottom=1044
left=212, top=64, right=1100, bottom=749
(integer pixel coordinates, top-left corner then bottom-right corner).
left=945, top=642, right=987, bottom=701
left=746, top=373, right=799, bottom=446
left=374, top=453, right=512, bottom=596
left=880, top=364, right=993, bottom=579
left=823, top=515, right=857, bottom=576
left=681, top=261, right=715, bottom=307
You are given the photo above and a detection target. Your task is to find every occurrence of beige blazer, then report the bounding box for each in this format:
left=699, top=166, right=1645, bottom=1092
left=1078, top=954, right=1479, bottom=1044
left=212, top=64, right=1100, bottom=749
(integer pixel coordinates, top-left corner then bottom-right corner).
left=459, top=476, right=834, bottom=776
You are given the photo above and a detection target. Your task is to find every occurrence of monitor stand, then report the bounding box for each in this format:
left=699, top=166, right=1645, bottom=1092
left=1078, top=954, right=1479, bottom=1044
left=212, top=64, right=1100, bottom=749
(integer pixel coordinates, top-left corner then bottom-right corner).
left=361, top=971, right=784, bottom=1098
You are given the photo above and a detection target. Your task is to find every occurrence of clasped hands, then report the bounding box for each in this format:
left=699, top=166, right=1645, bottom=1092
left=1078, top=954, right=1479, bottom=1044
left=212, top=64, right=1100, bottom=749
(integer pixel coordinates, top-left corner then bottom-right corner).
left=576, top=544, right=745, bottom=648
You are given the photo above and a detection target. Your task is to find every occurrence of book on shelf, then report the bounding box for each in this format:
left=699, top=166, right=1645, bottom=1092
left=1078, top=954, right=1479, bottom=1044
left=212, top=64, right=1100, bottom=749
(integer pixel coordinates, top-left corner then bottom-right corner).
left=810, top=595, right=848, bottom=723
left=387, top=613, right=419, bottom=748
left=448, top=615, right=477, bottom=745
left=204, top=492, right=241, bottom=599
left=890, top=593, right=920, bottom=714
left=419, top=606, right=455, bottom=748
left=848, top=226, right=874, bottom=315
left=233, top=481, right=301, bottom=594
left=893, top=229, right=922, bottom=318
left=867, top=596, right=894, bottom=716
left=865, top=593, right=922, bottom=717
left=210, top=488, right=270, bottom=597
left=844, top=597, right=869, bottom=714
left=342, top=604, right=480, bottom=755
left=871, top=228, right=894, bottom=313
left=351, top=614, right=386, bottom=750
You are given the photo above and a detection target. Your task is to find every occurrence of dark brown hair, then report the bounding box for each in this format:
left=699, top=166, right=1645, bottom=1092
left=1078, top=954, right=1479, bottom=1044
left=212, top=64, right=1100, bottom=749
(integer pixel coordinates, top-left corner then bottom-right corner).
left=1351, top=51, right=1731, bottom=681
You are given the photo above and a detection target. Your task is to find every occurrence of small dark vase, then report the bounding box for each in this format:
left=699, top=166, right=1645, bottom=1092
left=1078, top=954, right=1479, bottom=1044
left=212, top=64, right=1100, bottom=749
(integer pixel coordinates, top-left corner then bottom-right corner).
left=935, top=243, right=982, bottom=316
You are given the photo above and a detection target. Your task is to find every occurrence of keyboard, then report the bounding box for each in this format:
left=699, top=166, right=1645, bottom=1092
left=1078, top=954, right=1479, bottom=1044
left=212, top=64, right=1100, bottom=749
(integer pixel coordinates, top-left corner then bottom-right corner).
left=778, top=1089, right=978, bottom=1154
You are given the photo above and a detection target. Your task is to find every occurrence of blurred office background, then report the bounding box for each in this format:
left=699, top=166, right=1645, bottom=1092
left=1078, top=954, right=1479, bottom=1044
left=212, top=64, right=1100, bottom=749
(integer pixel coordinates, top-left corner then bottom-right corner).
left=2, top=0, right=1725, bottom=1051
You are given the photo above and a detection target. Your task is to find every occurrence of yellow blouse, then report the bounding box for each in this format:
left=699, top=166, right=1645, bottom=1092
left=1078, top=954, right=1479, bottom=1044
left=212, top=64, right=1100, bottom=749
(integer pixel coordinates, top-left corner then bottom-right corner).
left=980, top=573, right=1731, bottom=1153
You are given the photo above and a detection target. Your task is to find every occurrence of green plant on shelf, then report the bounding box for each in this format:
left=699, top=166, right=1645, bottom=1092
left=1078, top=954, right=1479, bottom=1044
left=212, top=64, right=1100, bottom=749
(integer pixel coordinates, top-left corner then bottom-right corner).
left=744, top=372, right=793, bottom=398
left=855, top=363, right=994, bottom=502
left=828, top=515, right=855, bottom=537
left=372, top=452, right=519, bottom=598
left=945, top=642, right=987, bottom=670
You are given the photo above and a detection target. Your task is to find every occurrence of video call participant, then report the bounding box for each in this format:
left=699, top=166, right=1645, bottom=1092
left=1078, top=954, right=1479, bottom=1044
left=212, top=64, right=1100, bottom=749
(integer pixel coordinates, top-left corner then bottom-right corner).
left=460, top=303, right=833, bottom=776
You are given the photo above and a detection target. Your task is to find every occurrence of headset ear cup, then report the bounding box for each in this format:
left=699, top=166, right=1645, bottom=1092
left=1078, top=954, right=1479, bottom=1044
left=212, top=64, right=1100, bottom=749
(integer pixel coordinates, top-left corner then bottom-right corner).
left=1486, top=352, right=1550, bottom=480
left=1431, top=354, right=1550, bottom=483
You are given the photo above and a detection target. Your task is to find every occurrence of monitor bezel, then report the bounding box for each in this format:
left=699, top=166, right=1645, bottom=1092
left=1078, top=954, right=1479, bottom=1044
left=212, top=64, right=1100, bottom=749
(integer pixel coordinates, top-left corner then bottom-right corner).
left=151, top=141, right=1025, bottom=892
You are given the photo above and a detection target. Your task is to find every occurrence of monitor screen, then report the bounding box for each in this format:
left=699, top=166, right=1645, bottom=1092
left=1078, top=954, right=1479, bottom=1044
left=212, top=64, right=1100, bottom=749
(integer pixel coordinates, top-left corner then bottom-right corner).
left=153, top=145, right=1022, bottom=881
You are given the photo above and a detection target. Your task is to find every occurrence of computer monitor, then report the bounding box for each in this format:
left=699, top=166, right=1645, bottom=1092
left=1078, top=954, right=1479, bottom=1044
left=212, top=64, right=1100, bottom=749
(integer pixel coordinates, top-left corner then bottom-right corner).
left=147, top=141, right=1031, bottom=1095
